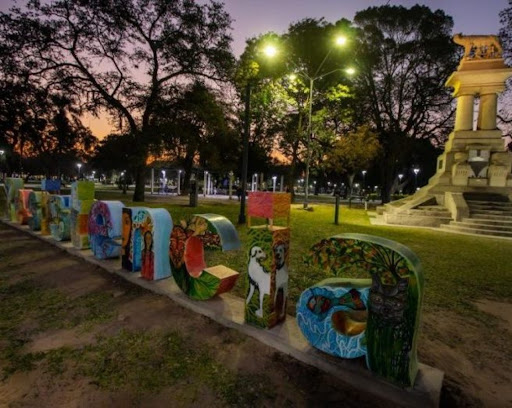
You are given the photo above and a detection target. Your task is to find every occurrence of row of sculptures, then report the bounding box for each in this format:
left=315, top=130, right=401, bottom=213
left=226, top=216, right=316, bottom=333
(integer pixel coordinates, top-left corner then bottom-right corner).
left=2, top=178, right=425, bottom=389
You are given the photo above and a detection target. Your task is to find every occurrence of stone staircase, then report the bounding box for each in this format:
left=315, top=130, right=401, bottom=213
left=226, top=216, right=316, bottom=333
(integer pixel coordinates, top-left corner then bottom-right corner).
left=440, top=194, right=512, bottom=238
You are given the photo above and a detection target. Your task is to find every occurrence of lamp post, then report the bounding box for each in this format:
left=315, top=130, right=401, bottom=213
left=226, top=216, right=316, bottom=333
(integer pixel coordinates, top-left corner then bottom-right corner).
left=398, top=173, right=404, bottom=194
left=272, top=175, right=277, bottom=192
left=92, top=170, right=96, bottom=181
left=0, top=150, right=5, bottom=181
left=76, top=163, right=82, bottom=179
left=413, top=168, right=420, bottom=191
left=177, top=170, right=181, bottom=196
left=297, top=36, right=352, bottom=210
left=362, top=170, right=367, bottom=191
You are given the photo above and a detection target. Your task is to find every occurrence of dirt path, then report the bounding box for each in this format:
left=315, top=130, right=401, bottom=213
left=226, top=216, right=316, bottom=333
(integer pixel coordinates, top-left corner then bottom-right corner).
left=1, top=224, right=511, bottom=407
left=0, top=225, right=395, bottom=408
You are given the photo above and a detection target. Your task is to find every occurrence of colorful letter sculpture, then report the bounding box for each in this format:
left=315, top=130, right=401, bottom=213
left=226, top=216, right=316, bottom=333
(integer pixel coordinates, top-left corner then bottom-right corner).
left=70, top=181, right=95, bottom=249
left=121, top=207, right=145, bottom=272
left=27, top=191, right=43, bottom=231
left=169, top=214, right=241, bottom=300
left=299, top=234, right=424, bottom=388
left=88, top=201, right=124, bottom=259
left=41, top=179, right=61, bottom=194
left=0, top=185, right=8, bottom=219
left=5, top=178, right=24, bottom=221
left=126, top=208, right=172, bottom=280
left=49, top=195, right=71, bottom=241
left=245, top=192, right=291, bottom=329
left=16, top=189, right=33, bottom=225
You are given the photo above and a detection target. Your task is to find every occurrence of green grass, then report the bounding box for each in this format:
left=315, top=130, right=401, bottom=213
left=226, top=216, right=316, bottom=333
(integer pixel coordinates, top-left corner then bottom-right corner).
left=95, top=190, right=512, bottom=315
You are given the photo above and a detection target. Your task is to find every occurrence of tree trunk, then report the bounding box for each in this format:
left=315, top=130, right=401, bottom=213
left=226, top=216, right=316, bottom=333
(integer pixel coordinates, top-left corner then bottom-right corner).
left=380, top=159, right=395, bottom=204
left=132, top=164, right=146, bottom=202
left=181, top=153, right=195, bottom=195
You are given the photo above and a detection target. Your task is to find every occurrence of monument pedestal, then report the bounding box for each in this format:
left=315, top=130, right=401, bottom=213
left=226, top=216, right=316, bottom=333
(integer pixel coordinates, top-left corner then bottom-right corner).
left=381, top=35, right=512, bottom=231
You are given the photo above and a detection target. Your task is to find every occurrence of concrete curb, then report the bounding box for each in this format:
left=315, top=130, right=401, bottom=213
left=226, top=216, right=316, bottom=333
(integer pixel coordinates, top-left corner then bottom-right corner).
left=1, top=219, right=444, bottom=407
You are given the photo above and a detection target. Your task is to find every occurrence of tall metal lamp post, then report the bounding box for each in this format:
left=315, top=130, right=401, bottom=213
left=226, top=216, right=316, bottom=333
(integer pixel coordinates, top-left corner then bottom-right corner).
left=298, top=36, right=353, bottom=210
left=238, top=44, right=277, bottom=224
left=362, top=170, right=367, bottom=192
left=76, top=163, right=82, bottom=179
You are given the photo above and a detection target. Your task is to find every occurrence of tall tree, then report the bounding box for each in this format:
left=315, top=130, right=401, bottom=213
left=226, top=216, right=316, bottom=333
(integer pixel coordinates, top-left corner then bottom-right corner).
left=325, top=125, right=381, bottom=193
left=353, top=5, right=459, bottom=202
left=0, top=0, right=234, bottom=200
left=0, top=79, right=96, bottom=176
left=499, top=3, right=512, bottom=140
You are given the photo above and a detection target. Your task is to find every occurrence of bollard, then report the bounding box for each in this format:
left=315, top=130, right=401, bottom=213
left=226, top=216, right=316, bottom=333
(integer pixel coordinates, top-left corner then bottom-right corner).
left=334, top=195, right=340, bottom=225
left=365, top=199, right=368, bottom=211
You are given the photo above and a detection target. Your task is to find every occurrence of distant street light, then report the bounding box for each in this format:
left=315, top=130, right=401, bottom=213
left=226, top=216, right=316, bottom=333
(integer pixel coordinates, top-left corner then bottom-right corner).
left=413, top=168, right=420, bottom=191
left=272, top=175, right=277, bottom=192
left=362, top=170, right=367, bottom=190
left=177, top=170, right=182, bottom=196
left=77, top=163, right=82, bottom=178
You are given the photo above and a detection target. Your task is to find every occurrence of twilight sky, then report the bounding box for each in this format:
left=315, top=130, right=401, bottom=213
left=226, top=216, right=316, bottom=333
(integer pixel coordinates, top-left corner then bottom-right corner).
left=0, top=0, right=508, bottom=137
left=224, top=0, right=508, bottom=56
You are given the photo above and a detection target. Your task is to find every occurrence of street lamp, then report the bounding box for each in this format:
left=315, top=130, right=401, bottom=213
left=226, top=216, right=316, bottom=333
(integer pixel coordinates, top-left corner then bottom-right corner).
left=272, top=176, right=277, bottom=192
left=177, top=170, right=182, bottom=196
left=362, top=170, right=367, bottom=190
left=299, top=36, right=353, bottom=210
left=398, top=173, right=404, bottom=194
left=413, top=168, right=420, bottom=191
left=238, top=44, right=278, bottom=224
left=76, top=163, right=82, bottom=179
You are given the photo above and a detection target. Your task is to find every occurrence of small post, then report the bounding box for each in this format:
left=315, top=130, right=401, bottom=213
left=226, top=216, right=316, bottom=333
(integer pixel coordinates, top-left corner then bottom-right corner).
left=334, top=195, right=340, bottom=225
left=203, top=171, right=207, bottom=197
left=280, top=175, right=284, bottom=192
left=228, top=171, right=233, bottom=200
left=364, top=198, right=368, bottom=211
left=177, top=170, right=181, bottom=196
left=150, top=168, right=154, bottom=195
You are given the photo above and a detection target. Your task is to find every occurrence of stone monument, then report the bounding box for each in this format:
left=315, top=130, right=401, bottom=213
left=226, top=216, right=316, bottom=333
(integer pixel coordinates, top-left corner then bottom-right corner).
left=381, top=34, right=512, bottom=236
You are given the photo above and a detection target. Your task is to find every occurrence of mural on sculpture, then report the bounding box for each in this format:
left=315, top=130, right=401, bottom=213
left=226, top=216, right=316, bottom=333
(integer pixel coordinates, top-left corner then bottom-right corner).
left=88, top=201, right=124, bottom=259
left=5, top=178, right=24, bottom=221
left=28, top=191, right=43, bottom=231
left=122, top=207, right=142, bottom=272
left=0, top=185, right=8, bottom=219
left=130, top=208, right=172, bottom=280
left=70, top=181, right=95, bottom=249
left=16, top=189, right=33, bottom=225
left=247, top=192, right=291, bottom=226
left=40, top=192, right=51, bottom=235
left=245, top=226, right=290, bottom=328
left=169, top=214, right=240, bottom=300
left=49, top=195, right=71, bottom=241
left=301, top=234, right=424, bottom=387
left=297, top=278, right=371, bottom=359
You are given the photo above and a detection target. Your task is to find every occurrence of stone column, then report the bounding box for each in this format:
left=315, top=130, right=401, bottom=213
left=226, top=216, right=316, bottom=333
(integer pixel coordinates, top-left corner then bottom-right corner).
left=454, top=94, right=475, bottom=131
left=477, top=93, right=498, bottom=130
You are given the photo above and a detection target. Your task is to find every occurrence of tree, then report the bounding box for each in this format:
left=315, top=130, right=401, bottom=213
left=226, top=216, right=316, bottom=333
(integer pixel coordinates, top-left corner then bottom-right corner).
left=325, top=125, right=381, bottom=193
left=0, top=79, right=96, bottom=177
left=499, top=3, right=512, bottom=140
left=154, top=81, right=238, bottom=194
left=352, top=5, right=459, bottom=202
left=0, top=0, right=234, bottom=200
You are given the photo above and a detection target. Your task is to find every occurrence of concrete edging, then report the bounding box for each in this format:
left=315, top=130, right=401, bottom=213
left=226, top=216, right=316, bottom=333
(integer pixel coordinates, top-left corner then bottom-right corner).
left=1, top=219, right=444, bottom=408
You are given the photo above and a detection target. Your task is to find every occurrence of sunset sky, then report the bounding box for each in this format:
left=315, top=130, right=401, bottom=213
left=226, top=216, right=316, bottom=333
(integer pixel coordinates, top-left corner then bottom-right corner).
left=0, top=0, right=508, bottom=138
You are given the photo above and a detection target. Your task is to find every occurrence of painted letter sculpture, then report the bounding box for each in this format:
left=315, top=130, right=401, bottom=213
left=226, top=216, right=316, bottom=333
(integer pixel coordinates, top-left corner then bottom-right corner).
left=27, top=191, right=43, bottom=231
left=5, top=178, right=24, bottom=222
left=169, top=214, right=240, bottom=300
left=245, top=192, right=291, bottom=329
left=16, top=189, right=33, bottom=225
left=122, top=207, right=172, bottom=280
left=298, top=234, right=424, bottom=387
left=121, top=207, right=145, bottom=272
left=88, top=201, right=124, bottom=260
left=49, top=195, right=71, bottom=241
left=70, top=181, right=95, bottom=249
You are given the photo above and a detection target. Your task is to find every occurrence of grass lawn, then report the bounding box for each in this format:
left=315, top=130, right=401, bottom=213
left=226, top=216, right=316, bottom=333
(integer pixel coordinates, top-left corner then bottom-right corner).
left=96, top=190, right=512, bottom=317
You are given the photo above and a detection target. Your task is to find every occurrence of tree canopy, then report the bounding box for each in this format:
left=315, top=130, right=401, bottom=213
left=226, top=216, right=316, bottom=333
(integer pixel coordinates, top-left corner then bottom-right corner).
left=0, top=0, right=234, bottom=200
